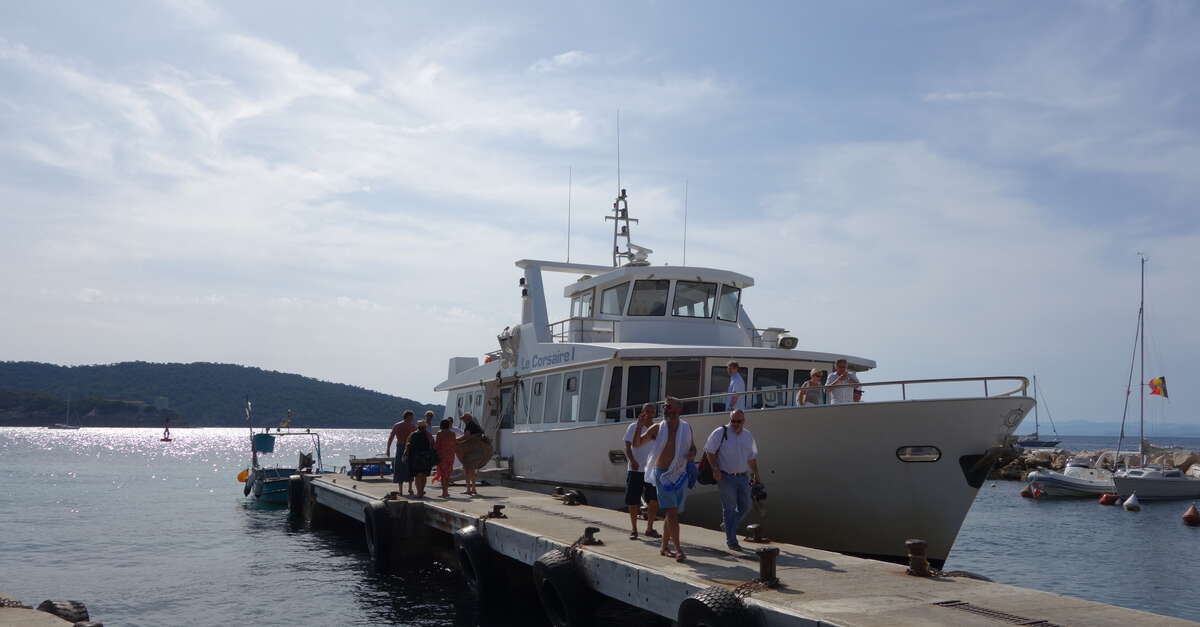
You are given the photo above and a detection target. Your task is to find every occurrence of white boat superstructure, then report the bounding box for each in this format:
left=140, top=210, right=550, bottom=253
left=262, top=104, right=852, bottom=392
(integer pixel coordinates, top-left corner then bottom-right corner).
left=434, top=190, right=1034, bottom=566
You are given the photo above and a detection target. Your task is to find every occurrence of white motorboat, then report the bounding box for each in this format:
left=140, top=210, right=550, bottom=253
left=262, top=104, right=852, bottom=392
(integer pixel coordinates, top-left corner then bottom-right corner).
left=435, top=190, right=1035, bottom=567
left=1027, top=456, right=1114, bottom=497
left=1109, top=255, right=1200, bottom=501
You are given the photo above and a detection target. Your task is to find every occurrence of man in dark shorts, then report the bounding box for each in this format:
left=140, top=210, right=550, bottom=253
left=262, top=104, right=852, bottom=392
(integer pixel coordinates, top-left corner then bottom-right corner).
left=387, top=410, right=418, bottom=494
left=623, top=403, right=661, bottom=540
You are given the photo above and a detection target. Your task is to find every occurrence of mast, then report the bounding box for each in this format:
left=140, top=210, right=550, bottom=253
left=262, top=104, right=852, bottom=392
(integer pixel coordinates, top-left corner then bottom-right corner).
left=1032, top=375, right=1039, bottom=436
left=1139, top=253, right=1146, bottom=463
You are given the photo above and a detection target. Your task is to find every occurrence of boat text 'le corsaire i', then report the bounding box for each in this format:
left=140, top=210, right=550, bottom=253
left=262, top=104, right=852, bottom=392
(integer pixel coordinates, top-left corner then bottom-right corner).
left=435, top=189, right=1035, bottom=567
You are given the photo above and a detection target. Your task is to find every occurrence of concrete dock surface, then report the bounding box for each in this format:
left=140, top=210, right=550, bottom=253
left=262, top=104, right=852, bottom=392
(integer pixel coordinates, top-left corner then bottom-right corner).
left=310, top=475, right=1194, bottom=626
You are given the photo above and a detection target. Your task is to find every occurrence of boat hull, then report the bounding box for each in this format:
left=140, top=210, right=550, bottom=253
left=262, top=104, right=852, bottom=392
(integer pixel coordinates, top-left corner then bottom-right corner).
left=249, top=468, right=296, bottom=505
left=1027, top=470, right=1114, bottom=497
left=1113, top=476, right=1200, bottom=501
left=501, top=396, right=1031, bottom=565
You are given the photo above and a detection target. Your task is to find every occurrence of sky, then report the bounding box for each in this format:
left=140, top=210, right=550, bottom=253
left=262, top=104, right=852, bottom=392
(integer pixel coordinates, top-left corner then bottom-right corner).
left=1, top=1, right=1197, bottom=429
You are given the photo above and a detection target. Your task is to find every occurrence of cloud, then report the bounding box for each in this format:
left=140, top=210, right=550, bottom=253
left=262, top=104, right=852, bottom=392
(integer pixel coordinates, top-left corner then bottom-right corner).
left=529, top=50, right=592, bottom=73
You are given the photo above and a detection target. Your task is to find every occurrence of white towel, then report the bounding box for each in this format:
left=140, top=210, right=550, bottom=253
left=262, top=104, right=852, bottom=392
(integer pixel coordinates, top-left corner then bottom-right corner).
left=647, top=419, right=692, bottom=487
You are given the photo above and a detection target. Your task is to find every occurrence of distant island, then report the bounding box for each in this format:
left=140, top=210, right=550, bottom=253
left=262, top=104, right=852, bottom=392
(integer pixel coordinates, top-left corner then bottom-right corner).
left=1042, top=419, right=1200, bottom=438
left=0, top=361, right=442, bottom=429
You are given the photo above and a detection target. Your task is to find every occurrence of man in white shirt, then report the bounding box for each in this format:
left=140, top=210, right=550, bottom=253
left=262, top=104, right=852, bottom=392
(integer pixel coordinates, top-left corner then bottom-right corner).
left=703, top=409, right=760, bottom=550
left=623, top=403, right=660, bottom=540
left=825, top=359, right=863, bottom=404
left=726, top=361, right=747, bottom=411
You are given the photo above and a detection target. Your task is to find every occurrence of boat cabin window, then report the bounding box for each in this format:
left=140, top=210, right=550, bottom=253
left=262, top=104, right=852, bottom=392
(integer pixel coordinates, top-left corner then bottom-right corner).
left=457, top=395, right=464, bottom=415
left=672, top=281, right=717, bottom=318
left=570, top=289, right=594, bottom=318
left=579, top=367, right=603, bottom=422
left=543, top=373, right=563, bottom=423
left=600, top=282, right=629, bottom=315
left=499, top=386, right=515, bottom=428
left=560, top=373, right=580, bottom=422
left=604, top=366, right=623, bottom=421
left=628, top=279, right=670, bottom=316
left=625, top=365, right=661, bottom=419
left=707, top=365, right=747, bottom=413
left=752, top=368, right=789, bottom=408
left=527, top=377, right=546, bottom=424
left=475, top=392, right=483, bottom=409
left=717, top=285, right=741, bottom=322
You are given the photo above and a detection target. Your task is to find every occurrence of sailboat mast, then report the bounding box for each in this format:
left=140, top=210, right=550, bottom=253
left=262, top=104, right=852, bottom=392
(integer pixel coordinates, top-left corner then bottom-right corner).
left=1033, top=375, right=1039, bottom=435
left=1139, top=254, right=1146, bottom=462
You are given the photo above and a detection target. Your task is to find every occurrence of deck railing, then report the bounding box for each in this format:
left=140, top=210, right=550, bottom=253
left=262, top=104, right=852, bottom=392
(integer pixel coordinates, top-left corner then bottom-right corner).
left=601, top=375, right=1029, bottom=421
left=547, top=317, right=618, bottom=343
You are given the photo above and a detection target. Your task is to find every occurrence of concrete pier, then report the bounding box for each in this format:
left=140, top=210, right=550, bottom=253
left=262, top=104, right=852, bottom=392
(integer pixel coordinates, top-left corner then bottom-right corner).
left=302, top=473, right=1193, bottom=626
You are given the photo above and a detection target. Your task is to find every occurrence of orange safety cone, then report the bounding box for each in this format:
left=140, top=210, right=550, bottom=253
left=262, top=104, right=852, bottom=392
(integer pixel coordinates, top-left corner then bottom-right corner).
left=1123, top=493, right=1141, bottom=512
left=1183, top=504, right=1200, bottom=526
left=1098, top=493, right=1120, bottom=506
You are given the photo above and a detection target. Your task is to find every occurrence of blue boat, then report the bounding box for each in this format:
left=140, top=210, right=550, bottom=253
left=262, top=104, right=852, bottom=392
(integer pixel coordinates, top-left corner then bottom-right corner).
left=239, top=403, right=329, bottom=504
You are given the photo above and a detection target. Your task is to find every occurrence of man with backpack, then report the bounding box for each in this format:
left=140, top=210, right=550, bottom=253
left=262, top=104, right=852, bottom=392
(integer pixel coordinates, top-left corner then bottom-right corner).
left=702, top=409, right=760, bottom=551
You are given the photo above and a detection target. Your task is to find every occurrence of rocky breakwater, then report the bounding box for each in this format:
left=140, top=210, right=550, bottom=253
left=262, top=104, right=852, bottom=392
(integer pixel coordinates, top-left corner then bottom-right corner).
left=989, top=446, right=1200, bottom=481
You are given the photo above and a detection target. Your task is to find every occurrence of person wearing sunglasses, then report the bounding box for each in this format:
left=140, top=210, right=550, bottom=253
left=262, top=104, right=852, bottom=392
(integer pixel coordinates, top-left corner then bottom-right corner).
left=702, top=409, right=760, bottom=551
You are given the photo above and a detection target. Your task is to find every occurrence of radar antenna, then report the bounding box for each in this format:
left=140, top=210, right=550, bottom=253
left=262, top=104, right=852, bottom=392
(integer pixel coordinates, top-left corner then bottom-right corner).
left=605, top=189, right=652, bottom=266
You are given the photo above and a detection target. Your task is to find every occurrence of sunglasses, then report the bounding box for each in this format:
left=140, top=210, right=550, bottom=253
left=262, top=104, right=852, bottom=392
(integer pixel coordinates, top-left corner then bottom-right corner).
left=730, top=419, right=744, bottom=424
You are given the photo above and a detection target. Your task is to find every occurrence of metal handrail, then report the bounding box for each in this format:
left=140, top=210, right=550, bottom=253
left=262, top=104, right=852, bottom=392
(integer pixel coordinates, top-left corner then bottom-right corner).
left=547, top=316, right=619, bottom=343
left=601, top=375, right=1030, bottom=417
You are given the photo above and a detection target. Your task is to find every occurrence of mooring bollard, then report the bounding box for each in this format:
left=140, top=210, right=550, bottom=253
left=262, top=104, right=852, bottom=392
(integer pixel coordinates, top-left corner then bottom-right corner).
left=906, top=538, right=931, bottom=577
left=745, top=523, right=770, bottom=543
left=554, top=486, right=565, bottom=495
left=487, top=504, right=507, bottom=519
left=582, top=526, right=603, bottom=545
left=756, top=547, right=780, bottom=587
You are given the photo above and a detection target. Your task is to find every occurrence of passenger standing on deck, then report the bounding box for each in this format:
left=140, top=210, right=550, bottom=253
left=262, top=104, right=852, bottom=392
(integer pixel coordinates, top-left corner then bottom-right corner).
left=633, top=397, right=697, bottom=562
left=457, top=413, right=486, bottom=496
left=387, top=410, right=418, bottom=495
left=825, top=359, right=863, bottom=404
left=796, top=368, right=827, bottom=406
left=623, top=403, right=661, bottom=540
left=703, top=409, right=760, bottom=550
left=434, top=418, right=457, bottom=498
left=726, top=361, right=747, bottom=412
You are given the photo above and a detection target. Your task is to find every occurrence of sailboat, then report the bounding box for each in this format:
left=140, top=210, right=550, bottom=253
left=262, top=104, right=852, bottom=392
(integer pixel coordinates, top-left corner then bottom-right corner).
left=47, top=394, right=81, bottom=430
left=1017, top=376, right=1060, bottom=448
left=1112, top=255, right=1200, bottom=500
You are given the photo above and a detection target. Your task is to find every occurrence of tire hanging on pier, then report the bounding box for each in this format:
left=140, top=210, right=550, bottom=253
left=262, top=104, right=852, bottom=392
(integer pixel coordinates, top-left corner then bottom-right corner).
left=676, top=586, right=750, bottom=627
left=532, top=549, right=593, bottom=627
left=454, top=525, right=493, bottom=601
left=364, top=501, right=391, bottom=569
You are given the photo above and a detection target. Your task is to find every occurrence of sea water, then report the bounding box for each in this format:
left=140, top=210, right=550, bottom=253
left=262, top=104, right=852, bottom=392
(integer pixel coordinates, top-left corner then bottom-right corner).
left=1, top=428, right=1197, bottom=625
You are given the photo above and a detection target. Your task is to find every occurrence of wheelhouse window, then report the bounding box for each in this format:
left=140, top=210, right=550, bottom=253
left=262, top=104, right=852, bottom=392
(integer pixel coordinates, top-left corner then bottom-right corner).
left=672, top=281, right=717, bottom=318
left=600, top=282, right=629, bottom=315
left=627, top=280, right=670, bottom=316
left=570, top=290, right=594, bottom=318
left=717, top=285, right=741, bottom=322
left=752, top=368, right=789, bottom=408
left=625, top=365, right=661, bottom=419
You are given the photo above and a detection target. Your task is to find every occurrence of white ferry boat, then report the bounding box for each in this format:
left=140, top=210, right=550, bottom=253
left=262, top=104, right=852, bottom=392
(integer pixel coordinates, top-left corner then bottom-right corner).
left=435, top=190, right=1034, bottom=566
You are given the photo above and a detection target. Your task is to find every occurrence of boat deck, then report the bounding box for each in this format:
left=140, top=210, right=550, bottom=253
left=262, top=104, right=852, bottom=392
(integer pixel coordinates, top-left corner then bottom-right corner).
left=306, top=474, right=1191, bottom=626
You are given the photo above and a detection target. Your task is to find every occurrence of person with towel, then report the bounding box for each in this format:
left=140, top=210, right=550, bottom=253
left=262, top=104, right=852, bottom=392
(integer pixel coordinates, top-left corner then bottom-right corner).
left=633, top=397, right=697, bottom=562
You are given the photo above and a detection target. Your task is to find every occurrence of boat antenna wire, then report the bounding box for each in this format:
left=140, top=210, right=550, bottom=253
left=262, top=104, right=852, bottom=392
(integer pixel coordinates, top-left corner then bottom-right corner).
left=567, top=166, right=573, bottom=263
left=683, top=179, right=688, bottom=266
left=1034, top=377, right=1059, bottom=438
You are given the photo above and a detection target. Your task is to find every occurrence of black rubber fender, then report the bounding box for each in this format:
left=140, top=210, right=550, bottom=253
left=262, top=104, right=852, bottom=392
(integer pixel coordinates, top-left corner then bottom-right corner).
left=36, top=600, right=89, bottom=623
left=287, top=475, right=304, bottom=516
left=532, top=549, right=593, bottom=627
left=454, top=525, right=494, bottom=600
left=676, top=586, right=751, bottom=627
left=303, top=483, right=326, bottom=528
left=243, top=475, right=252, bottom=497
left=363, top=501, right=391, bottom=569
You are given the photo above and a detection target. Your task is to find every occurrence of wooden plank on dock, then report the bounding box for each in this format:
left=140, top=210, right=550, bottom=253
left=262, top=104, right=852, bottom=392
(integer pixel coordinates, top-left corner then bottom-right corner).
left=308, top=475, right=1194, bottom=626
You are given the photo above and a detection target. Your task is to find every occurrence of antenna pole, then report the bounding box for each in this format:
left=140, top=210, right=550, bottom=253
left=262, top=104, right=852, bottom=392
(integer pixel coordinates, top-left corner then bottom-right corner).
left=616, top=109, right=621, bottom=197
left=567, top=166, right=572, bottom=263
left=1139, top=253, right=1146, bottom=461
left=683, top=179, right=688, bottom=266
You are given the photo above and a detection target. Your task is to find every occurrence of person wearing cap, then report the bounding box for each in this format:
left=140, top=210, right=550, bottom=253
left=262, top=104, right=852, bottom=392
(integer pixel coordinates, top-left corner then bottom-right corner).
left=825, top=359, right=863, bottom=404
left=796, top=368, right=827, bottom=406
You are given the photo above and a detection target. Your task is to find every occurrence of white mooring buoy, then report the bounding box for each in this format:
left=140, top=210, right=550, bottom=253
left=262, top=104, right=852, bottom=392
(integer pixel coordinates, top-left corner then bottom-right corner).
left=1123, top=493, right=1141, bottom=512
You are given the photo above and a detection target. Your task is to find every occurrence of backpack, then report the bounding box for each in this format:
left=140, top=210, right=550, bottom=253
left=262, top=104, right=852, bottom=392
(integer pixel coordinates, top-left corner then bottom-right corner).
left=696, top=426, right=726, bottom=485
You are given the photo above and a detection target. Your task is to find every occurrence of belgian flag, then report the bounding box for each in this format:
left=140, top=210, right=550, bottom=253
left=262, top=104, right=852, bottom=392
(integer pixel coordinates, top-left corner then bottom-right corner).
left=1149, top=377, right=1168, bottom=398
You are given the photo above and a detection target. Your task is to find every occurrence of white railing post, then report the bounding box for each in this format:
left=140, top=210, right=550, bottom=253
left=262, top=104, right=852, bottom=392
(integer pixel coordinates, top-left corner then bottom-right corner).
left=984, top=380, right=989, bottom=397
left=901, top=383, right=906, bottom=400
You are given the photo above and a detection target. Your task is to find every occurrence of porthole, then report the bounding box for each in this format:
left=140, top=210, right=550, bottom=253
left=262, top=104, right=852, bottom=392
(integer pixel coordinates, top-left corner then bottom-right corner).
left=896, top=446, right=941, bottom=463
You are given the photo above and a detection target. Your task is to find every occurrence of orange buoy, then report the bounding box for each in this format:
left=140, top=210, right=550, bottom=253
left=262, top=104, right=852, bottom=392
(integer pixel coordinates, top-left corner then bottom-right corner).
left=1183, top=504, right=1200, bottom=526
left=1123, top=493, right=1141, bottom=512
left=1098, top=493, right=1120, bottom=505
left=1019, top=484, right=1034, bottom=498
